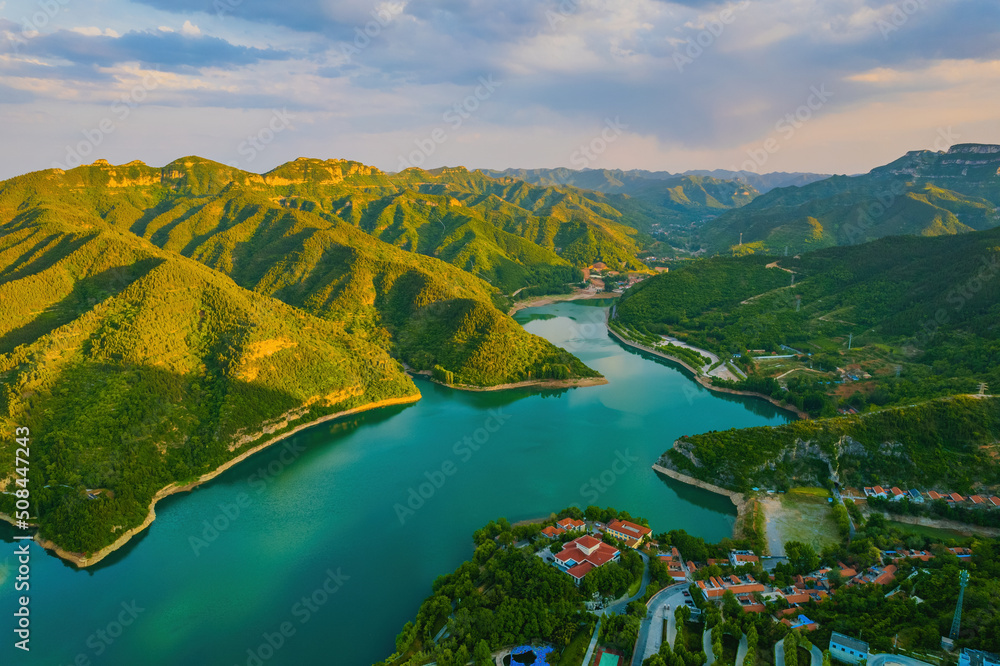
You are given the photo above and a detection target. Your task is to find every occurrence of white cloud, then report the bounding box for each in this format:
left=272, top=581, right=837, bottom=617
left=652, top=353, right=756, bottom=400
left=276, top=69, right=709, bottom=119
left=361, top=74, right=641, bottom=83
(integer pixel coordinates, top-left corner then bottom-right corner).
left=181, top=20, right=201, bottom=37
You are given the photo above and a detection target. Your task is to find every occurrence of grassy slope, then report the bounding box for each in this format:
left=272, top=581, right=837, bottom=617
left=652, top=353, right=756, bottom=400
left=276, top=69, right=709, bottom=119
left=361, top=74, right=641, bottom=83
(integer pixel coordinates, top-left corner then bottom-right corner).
left=0, top=159, right=603, bottom=554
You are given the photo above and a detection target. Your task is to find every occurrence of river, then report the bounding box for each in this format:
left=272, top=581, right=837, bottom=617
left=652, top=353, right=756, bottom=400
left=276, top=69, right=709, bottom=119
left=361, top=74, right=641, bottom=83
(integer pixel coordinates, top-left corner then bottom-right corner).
left=0, top=300, right=790, bottom=666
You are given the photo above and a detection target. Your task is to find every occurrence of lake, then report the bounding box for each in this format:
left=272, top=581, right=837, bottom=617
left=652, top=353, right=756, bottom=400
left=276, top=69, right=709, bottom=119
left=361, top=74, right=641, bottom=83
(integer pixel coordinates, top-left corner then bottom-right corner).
left=0, top=300, right=790, bottom=666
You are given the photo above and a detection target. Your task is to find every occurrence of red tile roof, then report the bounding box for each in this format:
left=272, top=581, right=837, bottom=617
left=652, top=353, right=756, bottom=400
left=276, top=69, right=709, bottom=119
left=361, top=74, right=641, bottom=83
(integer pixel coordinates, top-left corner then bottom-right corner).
left=606, top=519, right=652, bottom=545
left=557, top=517, right=586, bottom=530
left=971, top=495, right=986, bottom=504
left=554, top=535, right=619, bottom=573
left=928, top=491, right=943, bottom=500
left=990, top=496, right=1000, bottom=507
left=567, top=562, right=595, bottom=579
left=950, top=493, right=965, bottom=502
left=891, top=487, right=904, bottom=496
left=542, top=526, right=565, bottom=538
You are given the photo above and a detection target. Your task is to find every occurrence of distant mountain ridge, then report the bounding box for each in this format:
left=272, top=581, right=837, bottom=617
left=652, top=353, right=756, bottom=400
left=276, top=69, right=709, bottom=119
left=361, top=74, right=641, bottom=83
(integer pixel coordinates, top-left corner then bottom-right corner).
left=478, top=167, right=830, bottom=194
left=697, top=143, right=1000, bottom=255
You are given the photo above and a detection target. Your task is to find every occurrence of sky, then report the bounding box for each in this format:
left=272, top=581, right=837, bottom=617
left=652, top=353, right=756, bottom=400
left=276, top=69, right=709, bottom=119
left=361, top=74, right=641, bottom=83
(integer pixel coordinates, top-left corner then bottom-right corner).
left=0, top=0, right=998, bottom=180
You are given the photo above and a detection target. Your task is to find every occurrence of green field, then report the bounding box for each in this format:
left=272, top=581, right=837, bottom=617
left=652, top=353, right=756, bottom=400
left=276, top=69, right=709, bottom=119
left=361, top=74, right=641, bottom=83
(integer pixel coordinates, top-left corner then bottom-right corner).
left=764, top=493, right=841, bottom=555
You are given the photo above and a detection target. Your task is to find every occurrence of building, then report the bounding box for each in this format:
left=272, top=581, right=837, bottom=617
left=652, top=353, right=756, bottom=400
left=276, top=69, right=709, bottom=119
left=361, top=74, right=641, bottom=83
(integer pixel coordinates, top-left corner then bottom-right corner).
left=556, top=517, right=586, bottom=532
left=659, top=547, right=688, bottom=581
left=553, top=534, right=620, bottom=585
left=959, top=650, right=1000, bottom=666
left=729, top=550, right=760, bottom=567
left=928, top=491, right=944, bottom=501
left=908, top=489, right=924, bottom=503
left=696, top=574, right=765, bottom=600
left=949, top=493, right=965, bottom=503
left=605, top=519, right=652, bottom=548
left=829, top=632, right=869, bottom=665
left=990, top=496, right=1000, bottom=507
left=541, top=526, right=566, bottom=538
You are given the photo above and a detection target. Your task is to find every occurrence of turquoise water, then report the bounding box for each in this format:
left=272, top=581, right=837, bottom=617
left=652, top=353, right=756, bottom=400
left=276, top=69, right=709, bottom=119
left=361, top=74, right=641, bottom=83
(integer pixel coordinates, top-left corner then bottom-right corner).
left=0, top=301, right=789, bottom=666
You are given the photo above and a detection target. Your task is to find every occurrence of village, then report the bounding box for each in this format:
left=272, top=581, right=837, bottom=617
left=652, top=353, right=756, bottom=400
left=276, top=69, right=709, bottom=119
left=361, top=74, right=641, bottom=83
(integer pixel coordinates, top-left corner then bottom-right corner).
left=518, top=511, right=997, bottom=666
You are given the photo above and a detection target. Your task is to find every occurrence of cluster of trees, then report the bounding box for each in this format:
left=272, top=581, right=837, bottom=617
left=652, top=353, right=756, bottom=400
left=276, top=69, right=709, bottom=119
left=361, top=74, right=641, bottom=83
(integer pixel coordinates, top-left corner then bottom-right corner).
left=614, top=228, right=1000, bottom=417
left=664, top=397, right=1000, bottom=494
left=868, top=496, right=1000, bottom=529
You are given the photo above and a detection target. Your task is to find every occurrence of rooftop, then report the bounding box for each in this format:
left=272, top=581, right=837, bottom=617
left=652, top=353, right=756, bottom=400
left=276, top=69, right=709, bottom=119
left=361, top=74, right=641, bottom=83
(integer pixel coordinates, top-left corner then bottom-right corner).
left=831, top=632, right=869, bottom=654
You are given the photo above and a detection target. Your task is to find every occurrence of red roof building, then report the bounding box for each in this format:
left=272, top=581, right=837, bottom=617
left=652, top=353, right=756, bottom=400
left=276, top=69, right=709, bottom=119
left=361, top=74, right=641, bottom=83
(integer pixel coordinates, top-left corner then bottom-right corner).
left=990, top=496, right=1000, bottom=507
left=971, top=495, right=986, bottom=505
left=950, top=493, right=965, bottom=503
left=557, top=517, right=586, bottom=531
left=541, top=526, right=566, bottom=538
left=928, top=491, right=944, bottom=500
left=554, top=535, right=620, bottom=584
left=606, top=519, right=652, bottom=548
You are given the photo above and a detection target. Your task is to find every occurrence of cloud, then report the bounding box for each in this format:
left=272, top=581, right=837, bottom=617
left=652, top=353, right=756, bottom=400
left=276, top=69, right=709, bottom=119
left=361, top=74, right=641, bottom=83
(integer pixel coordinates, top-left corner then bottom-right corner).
left=17, top=27, right=290, bottom=70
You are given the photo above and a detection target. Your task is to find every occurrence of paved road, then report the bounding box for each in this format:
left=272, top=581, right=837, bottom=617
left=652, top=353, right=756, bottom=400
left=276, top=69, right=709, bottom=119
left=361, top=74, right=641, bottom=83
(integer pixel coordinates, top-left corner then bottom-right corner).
left=704, top=627, right=716, bottom=666
left=736, top=633, right=749, bottom=666
left=632, top=582, right=690, bottom=666
left=631, top=583, right=689, bottom=666
left=608, top=552, right=651, bottom=616
left=775, top=639, right=786, bottom=666
left=810, top=646, right=824, bottom=666
left=581, top=620, right=602, bottom=666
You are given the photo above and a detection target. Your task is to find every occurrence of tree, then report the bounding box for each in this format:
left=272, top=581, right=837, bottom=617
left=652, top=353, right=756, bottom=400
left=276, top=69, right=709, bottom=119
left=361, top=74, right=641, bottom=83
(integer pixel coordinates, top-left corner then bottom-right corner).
left=473, top=639, right=492, bottom=666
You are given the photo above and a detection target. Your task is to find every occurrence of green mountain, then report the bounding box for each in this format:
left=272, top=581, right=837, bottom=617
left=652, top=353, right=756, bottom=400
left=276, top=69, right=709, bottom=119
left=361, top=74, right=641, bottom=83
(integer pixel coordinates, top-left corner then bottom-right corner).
left=615, top=225, right=1000, bottom=415
left=699, top=144, right=1000, bottom=255
left=0, top=157, right=602, bottom=557
left=665, top=396, right=1000, bottom=494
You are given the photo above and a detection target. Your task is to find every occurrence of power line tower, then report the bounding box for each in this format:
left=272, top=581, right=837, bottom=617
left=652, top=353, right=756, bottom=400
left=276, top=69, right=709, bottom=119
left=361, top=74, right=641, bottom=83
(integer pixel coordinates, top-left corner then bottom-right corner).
left=950, top=569, right=970, bottom=640
left=979, top=382, right=989, bottom=395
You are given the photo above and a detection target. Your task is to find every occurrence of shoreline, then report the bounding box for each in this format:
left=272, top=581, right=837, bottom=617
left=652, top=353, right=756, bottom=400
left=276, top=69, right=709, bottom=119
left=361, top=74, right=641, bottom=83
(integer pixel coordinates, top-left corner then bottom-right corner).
left=651, top=463, right=751, bottom=541
left=607, top=328, right=809, bottom=420
left=435, top=376, right=609, bottom=392
left=9, top=393, right=421, bottom=569
left=508, top=289, right=618, bottom=315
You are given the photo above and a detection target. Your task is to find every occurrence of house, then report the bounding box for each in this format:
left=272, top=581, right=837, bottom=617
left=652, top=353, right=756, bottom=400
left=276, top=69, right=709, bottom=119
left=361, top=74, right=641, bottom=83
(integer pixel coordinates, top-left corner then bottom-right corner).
left=829, top=632, right=869, bottom=664
left=908, top=489, right=924, bottom=503
left=959, top=650, right=1000, bottom=666
left=556, top=517, right=586, bottom=532
left=782, top=614, right=818, bottom=631
left=990, top=496, right=1000, bottom=507
left=541, top=526, right=566, bottom=538
left=949, top=493, right=965, bottom=503
left=553, top=534, right=620, bottom=585
left=971, top=495, right=986, bottom=505
left=890, top=487, right=905, bottom=501
left=729, top=550, right=760, bottom=567
left=870, top=486, right=887, bottom=498
left=659, top=547, right=688, bottom=581
left=949, top=547, right=973, bottom=559
left=928, top=491, right=944, bottom=501
left=605, top=519, right=652, bottom=548
left=873, top=564, right=897, bottom=586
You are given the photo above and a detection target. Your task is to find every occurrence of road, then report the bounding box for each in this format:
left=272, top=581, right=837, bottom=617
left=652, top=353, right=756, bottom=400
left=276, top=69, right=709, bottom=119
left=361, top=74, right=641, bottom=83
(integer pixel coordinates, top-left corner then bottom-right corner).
left=630, top=582, right=690, bottom=666
left=736, top=633, right=749, bottom=666
left=810, top=646, right=823, bottom=666
left=607, top=552, right=651, bottom=616
left=774, top=639, right=785, bottom=666
left=580, top=620, right=601, bottom=666
left=704, top=626, right=716, bottom=666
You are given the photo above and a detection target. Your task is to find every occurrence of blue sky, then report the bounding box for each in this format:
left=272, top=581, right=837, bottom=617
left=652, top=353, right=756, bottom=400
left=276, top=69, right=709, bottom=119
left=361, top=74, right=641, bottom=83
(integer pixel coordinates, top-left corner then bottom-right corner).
left=0, top=0, right=997, bottom=179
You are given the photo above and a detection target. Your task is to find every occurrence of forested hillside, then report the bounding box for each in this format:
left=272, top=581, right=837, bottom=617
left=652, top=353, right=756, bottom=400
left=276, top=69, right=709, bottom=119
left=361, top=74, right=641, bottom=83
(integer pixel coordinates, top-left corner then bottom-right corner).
left=615, top=226, right=1000, bottom=415
left=664, top=397, right=1000, bottom=493
left=0, top=158, right=603, bottom=557
left=698, top=144, right=1000, bottom=254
